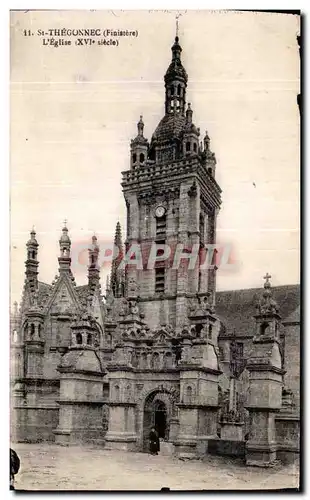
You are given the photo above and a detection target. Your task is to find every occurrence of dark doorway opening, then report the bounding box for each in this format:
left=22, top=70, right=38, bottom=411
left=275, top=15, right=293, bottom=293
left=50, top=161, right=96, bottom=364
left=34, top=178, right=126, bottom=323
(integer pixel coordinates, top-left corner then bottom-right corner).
left=154, top=400, right=167, bottom=439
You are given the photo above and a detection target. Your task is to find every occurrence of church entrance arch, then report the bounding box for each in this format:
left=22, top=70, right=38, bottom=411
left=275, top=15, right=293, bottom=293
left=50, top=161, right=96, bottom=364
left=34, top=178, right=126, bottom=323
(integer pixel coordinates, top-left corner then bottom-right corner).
left=142, top=391, right=170, bottom=452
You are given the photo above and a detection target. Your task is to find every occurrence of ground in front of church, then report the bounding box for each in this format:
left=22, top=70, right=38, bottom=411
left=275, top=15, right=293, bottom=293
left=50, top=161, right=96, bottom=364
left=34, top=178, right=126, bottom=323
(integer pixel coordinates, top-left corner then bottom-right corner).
left=12, top=443, right=299, bottom=491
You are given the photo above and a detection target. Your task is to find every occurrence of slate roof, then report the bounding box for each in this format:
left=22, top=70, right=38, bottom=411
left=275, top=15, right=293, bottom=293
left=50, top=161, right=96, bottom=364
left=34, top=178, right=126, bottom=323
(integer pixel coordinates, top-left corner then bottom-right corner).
left=37, top=281, right=53, bottom=306
left=282, top=304, right=300, bottom=324
left=215, top=284, right=300, bottom=338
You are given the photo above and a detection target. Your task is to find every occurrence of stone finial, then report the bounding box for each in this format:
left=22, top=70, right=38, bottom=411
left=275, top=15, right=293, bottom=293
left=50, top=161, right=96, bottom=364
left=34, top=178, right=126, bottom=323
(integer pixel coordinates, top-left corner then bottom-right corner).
left=256, top=273, right=279, bottom=315
left=137, top=115, right=144, bottom=136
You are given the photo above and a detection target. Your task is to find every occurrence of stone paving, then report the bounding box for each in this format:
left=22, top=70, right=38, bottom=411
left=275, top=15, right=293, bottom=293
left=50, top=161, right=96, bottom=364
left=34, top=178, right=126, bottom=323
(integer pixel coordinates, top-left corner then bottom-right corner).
left=12, top=443, right=299, bottom=491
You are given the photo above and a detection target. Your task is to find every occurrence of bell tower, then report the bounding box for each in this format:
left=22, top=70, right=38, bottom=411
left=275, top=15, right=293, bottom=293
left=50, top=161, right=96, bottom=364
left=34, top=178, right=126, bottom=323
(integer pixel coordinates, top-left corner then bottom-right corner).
left=164, top=36, right=188, bottom=116
left=121, top=35, right=222, bottom=333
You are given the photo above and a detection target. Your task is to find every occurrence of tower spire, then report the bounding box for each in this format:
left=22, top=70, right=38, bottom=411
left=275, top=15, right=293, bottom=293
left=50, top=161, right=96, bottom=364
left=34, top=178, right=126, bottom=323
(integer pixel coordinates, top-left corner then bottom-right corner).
left=88, top=234, right=100, bottom=290
left=110, top=222, right=125, bottom=298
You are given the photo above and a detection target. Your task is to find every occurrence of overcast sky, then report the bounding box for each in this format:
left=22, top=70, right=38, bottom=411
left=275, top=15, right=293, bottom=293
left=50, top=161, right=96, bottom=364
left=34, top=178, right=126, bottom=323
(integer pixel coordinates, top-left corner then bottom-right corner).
left=10, top=10, right=300, bottom=305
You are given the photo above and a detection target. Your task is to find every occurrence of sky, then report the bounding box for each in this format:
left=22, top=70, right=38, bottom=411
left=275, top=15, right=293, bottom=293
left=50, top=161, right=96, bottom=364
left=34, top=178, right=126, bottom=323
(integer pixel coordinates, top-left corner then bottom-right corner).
left=10, top=10, right=300, bottom=305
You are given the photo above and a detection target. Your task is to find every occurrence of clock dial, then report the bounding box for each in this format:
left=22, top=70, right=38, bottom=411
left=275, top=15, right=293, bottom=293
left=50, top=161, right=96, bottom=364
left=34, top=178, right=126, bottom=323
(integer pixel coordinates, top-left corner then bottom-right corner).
left=155, top=206, right=166, bottom=218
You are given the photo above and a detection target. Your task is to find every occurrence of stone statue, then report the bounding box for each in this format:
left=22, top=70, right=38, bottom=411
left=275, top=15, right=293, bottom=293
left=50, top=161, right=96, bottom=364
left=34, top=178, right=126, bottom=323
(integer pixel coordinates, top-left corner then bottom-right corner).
left=128, top=276, right=138, bottom=295
left=129, top=300, right=139, bottom=316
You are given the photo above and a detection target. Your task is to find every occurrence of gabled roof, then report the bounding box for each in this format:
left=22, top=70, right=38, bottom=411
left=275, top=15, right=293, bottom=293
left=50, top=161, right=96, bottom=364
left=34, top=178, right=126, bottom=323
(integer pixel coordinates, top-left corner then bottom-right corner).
left=215, top=284, right=300, bottom=337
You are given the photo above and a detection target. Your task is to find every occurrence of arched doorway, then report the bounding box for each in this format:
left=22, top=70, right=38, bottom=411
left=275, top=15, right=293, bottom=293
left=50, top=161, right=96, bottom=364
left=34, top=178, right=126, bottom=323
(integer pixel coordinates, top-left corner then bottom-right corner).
left=142, top=392, right=169, bottom=452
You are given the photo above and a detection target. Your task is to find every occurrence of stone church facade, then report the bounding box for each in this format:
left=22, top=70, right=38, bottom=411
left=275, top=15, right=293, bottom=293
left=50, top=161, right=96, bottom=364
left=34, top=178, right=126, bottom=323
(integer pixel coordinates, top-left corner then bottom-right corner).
left=10, top=36, right=300, bottom=465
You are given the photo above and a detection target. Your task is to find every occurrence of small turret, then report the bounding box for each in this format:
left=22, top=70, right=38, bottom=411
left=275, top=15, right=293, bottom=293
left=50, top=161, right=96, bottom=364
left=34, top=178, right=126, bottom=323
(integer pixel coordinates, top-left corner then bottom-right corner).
left=254, top=273, right=281, bottom=341
left=130, top=115, right=149, bottom=169
left=25, top=228, right=39, bottom=293
left=58, top=221, right=72, bottom=275
left=183, top=103, right=199, bottom=156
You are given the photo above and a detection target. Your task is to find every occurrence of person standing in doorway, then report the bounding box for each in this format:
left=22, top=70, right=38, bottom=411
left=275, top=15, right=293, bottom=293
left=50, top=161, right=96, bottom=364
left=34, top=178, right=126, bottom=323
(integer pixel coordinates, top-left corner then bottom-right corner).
left=149, top=427, right=160, bottom=455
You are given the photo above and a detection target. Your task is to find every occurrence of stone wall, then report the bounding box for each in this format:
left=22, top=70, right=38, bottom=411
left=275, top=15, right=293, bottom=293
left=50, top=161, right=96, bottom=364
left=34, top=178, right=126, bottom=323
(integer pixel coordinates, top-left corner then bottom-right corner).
left=276, top=415, right=300, bottom=464
left=283, top=322, right=300, bottom=408
left=11, top=406, right=59, bottom=442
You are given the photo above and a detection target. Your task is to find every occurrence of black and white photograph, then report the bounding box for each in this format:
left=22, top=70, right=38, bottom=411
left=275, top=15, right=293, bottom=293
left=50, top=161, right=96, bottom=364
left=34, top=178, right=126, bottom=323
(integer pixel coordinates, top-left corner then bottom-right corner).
left=9, top=9, right=300, bottom=491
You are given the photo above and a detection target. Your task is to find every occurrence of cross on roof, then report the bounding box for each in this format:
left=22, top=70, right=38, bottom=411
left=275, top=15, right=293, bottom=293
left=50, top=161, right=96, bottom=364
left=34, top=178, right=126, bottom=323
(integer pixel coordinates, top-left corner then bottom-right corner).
left=263, top=272, right=271, bottom=285
left=63, top=218, right=68, bottom=227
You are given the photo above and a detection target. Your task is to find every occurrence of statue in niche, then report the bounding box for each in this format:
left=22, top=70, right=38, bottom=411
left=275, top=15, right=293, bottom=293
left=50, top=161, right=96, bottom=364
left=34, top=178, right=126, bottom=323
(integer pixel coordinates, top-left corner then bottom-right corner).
left=119, top=298, right=129, bottom=316
left=129, top=300, right=139, bottom=316
left=128, top=276, right=138, bottom=296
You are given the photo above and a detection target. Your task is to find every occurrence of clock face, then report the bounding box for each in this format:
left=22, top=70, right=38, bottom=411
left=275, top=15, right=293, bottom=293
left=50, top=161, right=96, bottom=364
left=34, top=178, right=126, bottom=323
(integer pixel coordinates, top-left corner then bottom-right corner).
left=155, top=205, right=166, bottom=218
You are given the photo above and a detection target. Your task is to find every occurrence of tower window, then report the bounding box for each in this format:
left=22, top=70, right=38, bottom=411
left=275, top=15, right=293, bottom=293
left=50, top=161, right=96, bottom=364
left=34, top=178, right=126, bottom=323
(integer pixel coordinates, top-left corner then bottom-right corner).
left=87, top=333, right=92, bottom=345
left=170, top=85, right=174, bottom=96
left=186, top=141, right=191, bottom=152
left=193, top=143, right=197, bottom=153
left=155, top=268, right=165, bottom=293
left=177, top=84, right=181, bottom=96
left=30, top=324, right=35, bottom=338
left=236, top=342, right=244, bottom=358
left=199, top=213, right=205, bottom=242
left=208, top=325, right=213, bottom=339
left=208, top=167, right=212, bottom=175
left=156, top=216, right=167, bottom=237
left=76, top=333, right=82, bottom=345
left=132, top=153, right=137, bottom=164
left=139, top=153, right=145, bottom=163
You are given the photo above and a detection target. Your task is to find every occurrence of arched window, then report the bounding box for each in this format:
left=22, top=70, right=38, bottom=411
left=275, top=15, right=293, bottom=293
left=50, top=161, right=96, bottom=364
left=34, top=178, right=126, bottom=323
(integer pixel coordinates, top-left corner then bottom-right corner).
left=151, top=352, right=160, bottom=370
left=196, top=324, right=203, bottom=338
left=13, top=329, right=18, bottom=343
left=132, top=153, right=137, bottom=164
left=260, top=322, right=270, bottom=336
left=131, top=351, right=138, bottom=367
left=30, top=324, right=35, bottom=338
left=199, top=213, right=205, bottom=243
left=141, top=352, right=147, bottom=369
left=186, top=141, right=191, bottom=152
left=76, top=333, right=82, bottom=345
left=208, top=325, right=213, bottom=339
left=164, top=352, right=172, bottom=368
left=38, top=324, right=41, bottom=339
left=208, top=167, right=212, bottom=175
left=177, top=84, right=181, bottom=96
left=87, top=333, right=92, bottom=345
left=170, top=85, right=174, bottom=96
left=114, top=385, right=120, bottom=402
left=139, top=153, right=145, bottom=164
left=186, top=385, right=193, bottom=403
left=193, top=143, right=197, bottom=153
left=126, top=385, right=131, bottom=402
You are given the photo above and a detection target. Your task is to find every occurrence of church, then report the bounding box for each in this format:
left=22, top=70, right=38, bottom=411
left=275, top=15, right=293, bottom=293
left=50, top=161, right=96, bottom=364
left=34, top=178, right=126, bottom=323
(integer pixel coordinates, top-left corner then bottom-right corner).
left=10, top=35, right=300, bottom=466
